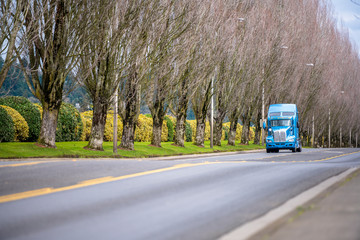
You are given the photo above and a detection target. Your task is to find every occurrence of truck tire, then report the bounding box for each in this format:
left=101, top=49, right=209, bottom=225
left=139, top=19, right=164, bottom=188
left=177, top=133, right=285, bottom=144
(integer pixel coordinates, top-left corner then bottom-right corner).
left=266, top=149, right=270, bottom=153
left=297, top=144, right=302, bottom=152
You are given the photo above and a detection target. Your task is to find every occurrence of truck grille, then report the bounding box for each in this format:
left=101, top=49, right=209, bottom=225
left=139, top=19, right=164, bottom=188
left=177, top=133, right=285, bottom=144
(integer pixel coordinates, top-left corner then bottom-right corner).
left=274, top=130, right=286, bottom=142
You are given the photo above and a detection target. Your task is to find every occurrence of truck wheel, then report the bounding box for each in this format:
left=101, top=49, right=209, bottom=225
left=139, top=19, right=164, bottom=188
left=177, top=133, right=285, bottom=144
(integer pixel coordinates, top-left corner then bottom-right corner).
left=297, top=145, right=302, bottom=152
left=266, top=149, right=270, bottom=153
left=275, top=149, right=279, bottom=153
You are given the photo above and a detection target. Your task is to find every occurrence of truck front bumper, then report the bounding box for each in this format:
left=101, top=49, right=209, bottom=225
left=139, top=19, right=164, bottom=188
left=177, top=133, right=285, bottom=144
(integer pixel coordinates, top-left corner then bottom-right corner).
left=266, top=142, right=295, bottom=150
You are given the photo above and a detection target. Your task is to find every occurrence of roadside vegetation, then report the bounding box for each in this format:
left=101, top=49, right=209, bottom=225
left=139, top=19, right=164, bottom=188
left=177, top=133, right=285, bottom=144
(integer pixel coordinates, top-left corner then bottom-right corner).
left=0, top=141, right=264, bottom=159
left=1, top=0, right=359, bottom=152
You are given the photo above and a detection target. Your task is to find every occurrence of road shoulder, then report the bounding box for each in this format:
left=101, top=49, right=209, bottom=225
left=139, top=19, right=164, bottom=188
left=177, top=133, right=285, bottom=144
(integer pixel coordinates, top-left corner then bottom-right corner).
left=253, top=168, right=360, bottom=240
left=220, top=168, right=359, bottom=240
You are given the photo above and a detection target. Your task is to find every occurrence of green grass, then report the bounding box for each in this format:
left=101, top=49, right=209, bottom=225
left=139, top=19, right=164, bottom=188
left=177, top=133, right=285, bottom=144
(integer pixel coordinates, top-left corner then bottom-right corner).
left=0, top=141, right=265, bottom=159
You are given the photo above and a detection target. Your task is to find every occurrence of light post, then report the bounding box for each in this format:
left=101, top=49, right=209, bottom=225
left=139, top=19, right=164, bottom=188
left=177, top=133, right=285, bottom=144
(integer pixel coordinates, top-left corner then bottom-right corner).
left=340, top=90, right=344, bottom=148
left=210, top=75, right=214, bottom=149
left=113, top=88, right=118, bottom=154
left=306, top=63, right=315, bottom=147
left=113, top=73, right=119, bottom=154
left=312, top=114, right=315, bottom=147
left=329, top=108, right=331, bottom=148
left=261, top=85, right=265, bottom=146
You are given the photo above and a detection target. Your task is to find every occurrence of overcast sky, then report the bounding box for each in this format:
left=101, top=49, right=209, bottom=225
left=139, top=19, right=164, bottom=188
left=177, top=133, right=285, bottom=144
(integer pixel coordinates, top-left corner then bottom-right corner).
left=330, top=0, right=360, bottom=53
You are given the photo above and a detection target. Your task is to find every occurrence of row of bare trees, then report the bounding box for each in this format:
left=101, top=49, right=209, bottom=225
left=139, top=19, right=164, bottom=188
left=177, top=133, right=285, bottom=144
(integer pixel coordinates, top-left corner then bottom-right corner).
left=1, top=0, right=359, bottom=149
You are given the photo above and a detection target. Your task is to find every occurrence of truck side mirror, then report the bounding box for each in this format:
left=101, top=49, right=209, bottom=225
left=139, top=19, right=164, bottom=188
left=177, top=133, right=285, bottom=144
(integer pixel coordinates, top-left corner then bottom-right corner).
left=262, top=120, right=266, bottom=130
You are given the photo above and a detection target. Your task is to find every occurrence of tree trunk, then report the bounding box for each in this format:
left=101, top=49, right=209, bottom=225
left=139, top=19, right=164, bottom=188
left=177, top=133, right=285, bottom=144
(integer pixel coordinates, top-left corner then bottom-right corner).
left=150, top=97, right=166, bottom=147
left=151, top=115, right=163, bottom=147
left=228, top=120, right=238, bottom=146
left=86, top=101, right=108, bottom=151
left=195, top=117, right=206, bottom=147
left=119, top=67, right=140, bottom=150
left=241, top=122, right=249, bottom=144
left=214, top=116, right=225, bottom=146
left=173, top=66, right=191, bottom=147
left=38, top=106, right=60, bottom=148
left=174, top=112, right=187, bottom=147
left=120, top=120, right=136, bottom=150
left=174, top=96, right=188, bottom=147
left=192, top=81, right=212, bottom=147
left=241, top=109, right=249, bottom=145
left=253, top=111, right=261, bottom=145
left=227, top=108, right=240, bottom=146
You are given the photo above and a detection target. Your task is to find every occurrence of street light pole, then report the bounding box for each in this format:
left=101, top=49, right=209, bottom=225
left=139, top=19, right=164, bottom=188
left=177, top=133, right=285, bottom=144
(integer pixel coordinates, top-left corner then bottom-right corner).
left=113, top=86, right=118, bottom=154
left=306, top=63, right=315, bottom=148
left=261, top=84, right=265, bottom=146
left=312, top=114, right=315, bottom=147
left=210, top=75, right=214, bottom=149
left=328, top=108, right=331, bottom=148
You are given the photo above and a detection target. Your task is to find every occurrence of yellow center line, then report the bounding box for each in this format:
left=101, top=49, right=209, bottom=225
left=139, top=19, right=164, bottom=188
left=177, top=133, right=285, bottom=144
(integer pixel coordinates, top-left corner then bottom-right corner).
left=0, top=161, right=57, bottom=168
left=0, top=162, right=220, bottom=204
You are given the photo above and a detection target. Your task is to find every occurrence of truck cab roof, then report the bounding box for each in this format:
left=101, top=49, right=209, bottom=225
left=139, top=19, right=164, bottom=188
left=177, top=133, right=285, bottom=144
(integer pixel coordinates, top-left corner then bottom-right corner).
left=268, top=104, right=297, bottom=119
left=269, top=104, right=297, bottom=113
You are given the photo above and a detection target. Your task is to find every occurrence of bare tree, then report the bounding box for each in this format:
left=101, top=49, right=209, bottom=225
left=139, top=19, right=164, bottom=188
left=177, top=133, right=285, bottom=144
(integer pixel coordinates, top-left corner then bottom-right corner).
left=79, top=0, right=143, bottom=151
left=15, top=0, right=89, bottom=148
left=0, top=0, right=28, bottom=88
left=145, top=0, right=190, bottom=147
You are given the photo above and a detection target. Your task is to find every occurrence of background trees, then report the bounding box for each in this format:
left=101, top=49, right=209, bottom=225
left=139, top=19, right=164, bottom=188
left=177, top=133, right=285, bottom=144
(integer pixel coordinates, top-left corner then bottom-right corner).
left=1, top=0, right=359, bottom=148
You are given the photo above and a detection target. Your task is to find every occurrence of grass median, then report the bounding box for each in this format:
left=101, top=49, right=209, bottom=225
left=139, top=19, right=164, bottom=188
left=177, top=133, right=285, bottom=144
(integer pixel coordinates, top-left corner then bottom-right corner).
left=0, top=141, right=265, bottom=159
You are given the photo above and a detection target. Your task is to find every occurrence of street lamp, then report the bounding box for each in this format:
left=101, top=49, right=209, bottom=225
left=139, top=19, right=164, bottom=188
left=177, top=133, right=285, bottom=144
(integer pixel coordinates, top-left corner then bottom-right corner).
left=306, top=63, right=315, bottom=147
left=340, top=90, right=344, bottom=148
left=210, top=75, right=214, bottom=149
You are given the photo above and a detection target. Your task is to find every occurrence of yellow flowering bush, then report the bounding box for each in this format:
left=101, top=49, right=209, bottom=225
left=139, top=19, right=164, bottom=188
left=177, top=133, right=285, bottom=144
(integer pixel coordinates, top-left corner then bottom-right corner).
left=134, top=114, right=168, bottom=142
left=223, top=122, right=242, bottom=141
left=249, top=127, right=255, bottom=140
left=80, top=111, right=93, bottom=141
left=187, top=120, right=211, bottom=140
left=162, top=120, right=168, bottom=142
left=104, top=110, right=123, bottom=142
left=135, top=114, right=153, bottom=142
left=0, top=105, right=29, bottom=141
left=236, top=123, right=242, bottom=140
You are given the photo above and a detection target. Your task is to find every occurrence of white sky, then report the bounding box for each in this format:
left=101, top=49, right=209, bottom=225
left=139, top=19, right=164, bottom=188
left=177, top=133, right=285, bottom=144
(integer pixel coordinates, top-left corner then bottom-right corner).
left=330, top=0, right=360, bottom=53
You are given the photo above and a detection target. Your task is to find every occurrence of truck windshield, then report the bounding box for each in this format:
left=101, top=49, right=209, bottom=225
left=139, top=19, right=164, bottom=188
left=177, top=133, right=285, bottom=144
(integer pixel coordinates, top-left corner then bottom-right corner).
left=271, top=120, right=291, bottom=127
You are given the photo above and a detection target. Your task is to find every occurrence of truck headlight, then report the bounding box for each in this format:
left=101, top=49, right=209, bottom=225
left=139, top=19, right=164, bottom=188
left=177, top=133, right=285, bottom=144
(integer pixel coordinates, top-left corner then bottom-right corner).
left=288, top=138, right=295, bottom=142
left=266, top=139, right=272, bottom=143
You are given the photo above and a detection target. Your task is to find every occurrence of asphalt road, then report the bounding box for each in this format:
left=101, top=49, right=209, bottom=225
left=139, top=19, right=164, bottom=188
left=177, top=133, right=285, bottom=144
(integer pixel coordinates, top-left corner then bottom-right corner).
left=0, top=148, right=359, bottom=240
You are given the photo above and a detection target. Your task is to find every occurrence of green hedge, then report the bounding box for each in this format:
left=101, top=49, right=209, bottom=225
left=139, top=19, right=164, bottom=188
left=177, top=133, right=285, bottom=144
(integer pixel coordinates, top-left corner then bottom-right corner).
left=56, top=102, right=83, bottom=142
left=0, top=96, right=41, bottom=141
left=0, top=106, right=15, bottom=142
left=185, top=121, right=192, bottom=142
left=165, top=116, right=174, bottom=142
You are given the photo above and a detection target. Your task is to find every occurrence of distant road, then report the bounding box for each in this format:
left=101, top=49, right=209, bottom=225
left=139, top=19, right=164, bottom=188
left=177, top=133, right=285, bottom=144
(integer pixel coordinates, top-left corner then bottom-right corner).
left=1, top=148, right=360, bottom=240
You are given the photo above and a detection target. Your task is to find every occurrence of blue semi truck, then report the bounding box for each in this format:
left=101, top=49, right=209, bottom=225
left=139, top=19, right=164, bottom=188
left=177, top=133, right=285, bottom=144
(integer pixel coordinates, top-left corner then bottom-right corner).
left=263, top=104, right=302, bottom=153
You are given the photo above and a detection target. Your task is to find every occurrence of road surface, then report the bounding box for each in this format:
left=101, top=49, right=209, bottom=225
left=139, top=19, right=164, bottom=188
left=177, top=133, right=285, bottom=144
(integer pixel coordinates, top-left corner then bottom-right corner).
left=0, top=148, right=359, bottom=240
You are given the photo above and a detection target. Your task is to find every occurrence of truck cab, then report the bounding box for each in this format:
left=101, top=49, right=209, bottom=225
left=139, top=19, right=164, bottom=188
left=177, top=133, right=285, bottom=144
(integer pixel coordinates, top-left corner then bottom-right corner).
left=263, top=104, right=302, bottom=153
